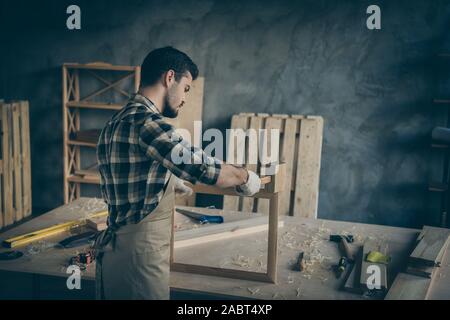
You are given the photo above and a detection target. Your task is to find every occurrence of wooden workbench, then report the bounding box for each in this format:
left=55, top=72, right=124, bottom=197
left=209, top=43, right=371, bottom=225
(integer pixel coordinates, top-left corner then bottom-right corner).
left=0, top=198, right=449, bottom=299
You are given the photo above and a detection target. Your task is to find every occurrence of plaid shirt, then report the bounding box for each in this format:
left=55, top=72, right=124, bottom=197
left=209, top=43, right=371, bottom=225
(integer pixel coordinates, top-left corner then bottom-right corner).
left=97, top=94, right=221, bottom=229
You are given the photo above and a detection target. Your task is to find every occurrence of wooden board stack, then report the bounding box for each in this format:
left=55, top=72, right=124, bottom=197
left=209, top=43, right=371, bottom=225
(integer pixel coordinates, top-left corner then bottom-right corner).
left=223, top=113, right=324, bottom=218
left=385, top=226, right=450, bottom=300
left=0, top=101, right=32, bottom=230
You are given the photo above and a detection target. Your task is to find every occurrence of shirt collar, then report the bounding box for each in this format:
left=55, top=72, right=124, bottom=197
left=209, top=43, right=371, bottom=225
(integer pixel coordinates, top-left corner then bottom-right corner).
left=132, top=93, right=161, bottom=114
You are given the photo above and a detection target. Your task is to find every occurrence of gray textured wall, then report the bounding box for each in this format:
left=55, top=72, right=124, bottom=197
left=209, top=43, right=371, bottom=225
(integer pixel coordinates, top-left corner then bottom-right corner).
left=2, top=0, right=450, bottom=228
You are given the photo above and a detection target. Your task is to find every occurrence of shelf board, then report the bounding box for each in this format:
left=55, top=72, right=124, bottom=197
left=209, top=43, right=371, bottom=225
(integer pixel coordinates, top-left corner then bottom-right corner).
left=64, top=63, right=137, bottom=72
left=433, top=99, right=450, bottom=104
left=67, top=140, right=97, bottom=148
left=431, top=142, right=449, bottom=149
left=429, top=182, right=448, bottom=192
left=68, top=174, right=100, bottom=184
left=66, top=101, right=123, bottom=111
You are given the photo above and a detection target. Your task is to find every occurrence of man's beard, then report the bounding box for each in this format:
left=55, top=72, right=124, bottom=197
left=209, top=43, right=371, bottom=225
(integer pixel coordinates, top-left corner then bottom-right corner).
left=162, top=96, right=179, bottom=118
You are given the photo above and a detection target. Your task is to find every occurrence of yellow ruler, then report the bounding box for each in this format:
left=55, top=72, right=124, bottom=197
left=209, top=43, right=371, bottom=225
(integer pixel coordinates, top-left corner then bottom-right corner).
left=2, top=210, right=108, bottom=248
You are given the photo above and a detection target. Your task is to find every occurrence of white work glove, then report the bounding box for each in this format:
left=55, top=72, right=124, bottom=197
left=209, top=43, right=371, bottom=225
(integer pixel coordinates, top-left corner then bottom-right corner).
left=174, top=176, right=193, bottom=197
left=235, top=170, right=261, bottom=196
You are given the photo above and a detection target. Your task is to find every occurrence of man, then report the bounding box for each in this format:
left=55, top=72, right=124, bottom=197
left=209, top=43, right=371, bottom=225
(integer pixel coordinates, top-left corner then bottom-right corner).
left=95, top=47, right=261, bottom=300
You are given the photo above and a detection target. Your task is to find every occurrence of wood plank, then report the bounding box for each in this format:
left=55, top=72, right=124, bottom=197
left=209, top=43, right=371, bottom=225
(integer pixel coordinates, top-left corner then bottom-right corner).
left=384, top=273, right=431, bottom=300
left=171, top=263, right=273, bottom=283
left=406, top=265, right=436, bottom=278
left=223, top=115, right=249, bottom=211
left=409, top=226, right=450, bottom=267
left=267, top=193, right=279, bottom=283
left=257, top=117, right=282, bottom=214
left=19, top=101, right=32, bottom=217
left=12, top=103, right=23, bottom=222
left=175, top=216, right=284, bottom=249
left=2, top=104, right=13, bottom=226
left=343, top=246, right=363, bottom=293
left=293, top=117, right=324, bottom=218
left=66, top=101, right=123, bottom=111
left=359, top=239, right=388, bottom=291
left=279, top=118, right=297, bottom=216
left=64, top=63, right=137, bottom=72
left=241, top=116, right=263, bottom=213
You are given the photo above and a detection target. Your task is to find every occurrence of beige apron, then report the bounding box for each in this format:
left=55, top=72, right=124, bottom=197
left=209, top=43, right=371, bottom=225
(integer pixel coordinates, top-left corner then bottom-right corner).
left=95, top=174, right=175, bottom=300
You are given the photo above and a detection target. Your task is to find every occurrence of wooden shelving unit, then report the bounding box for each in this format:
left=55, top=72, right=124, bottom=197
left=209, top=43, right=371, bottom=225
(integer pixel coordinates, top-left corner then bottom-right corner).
left=62, top=62, right=140, bottom=203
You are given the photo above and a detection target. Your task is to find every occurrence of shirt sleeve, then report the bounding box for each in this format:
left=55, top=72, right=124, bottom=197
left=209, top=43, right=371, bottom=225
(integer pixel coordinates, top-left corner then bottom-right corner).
left=138, top=116, right=222, bottom=185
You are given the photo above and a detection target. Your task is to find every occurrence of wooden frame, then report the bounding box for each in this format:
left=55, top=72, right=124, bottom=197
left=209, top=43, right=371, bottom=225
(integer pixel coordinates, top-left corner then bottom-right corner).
left=62, top=63, right=141, bottom=203
left=170, top=163, right=285, bottom=284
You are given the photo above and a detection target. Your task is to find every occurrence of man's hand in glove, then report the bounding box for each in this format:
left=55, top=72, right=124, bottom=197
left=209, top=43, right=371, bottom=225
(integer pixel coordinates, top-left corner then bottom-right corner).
left=174, top=177, right=193, bottom=197
left=235, top=170, right=261, bottom=196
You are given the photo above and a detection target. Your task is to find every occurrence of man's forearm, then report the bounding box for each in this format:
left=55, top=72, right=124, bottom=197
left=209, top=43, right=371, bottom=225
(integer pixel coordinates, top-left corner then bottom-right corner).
left=215, top=164, right=248, bottom=188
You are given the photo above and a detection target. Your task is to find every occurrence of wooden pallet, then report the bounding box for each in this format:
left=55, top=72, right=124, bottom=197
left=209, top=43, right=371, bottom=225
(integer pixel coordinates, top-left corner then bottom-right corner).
left=0, top=101, right=32, bottom=229
left=223, top=113, right=324, bottom=218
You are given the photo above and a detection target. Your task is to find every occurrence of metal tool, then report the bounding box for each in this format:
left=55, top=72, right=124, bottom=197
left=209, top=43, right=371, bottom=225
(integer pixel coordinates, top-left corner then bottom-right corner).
left=58, top=231, right=97, bottom=248
left=330, top=234, right=355, bottom=262
left=335, top=256, right=349, bottom=278
left=68, top=249, right=96, bottom=269
left=176, top=208, right=224, bottom=225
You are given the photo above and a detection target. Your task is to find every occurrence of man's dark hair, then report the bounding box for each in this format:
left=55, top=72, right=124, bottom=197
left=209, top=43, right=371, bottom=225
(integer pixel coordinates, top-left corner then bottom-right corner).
left=140, top=46, right=199, bottom=87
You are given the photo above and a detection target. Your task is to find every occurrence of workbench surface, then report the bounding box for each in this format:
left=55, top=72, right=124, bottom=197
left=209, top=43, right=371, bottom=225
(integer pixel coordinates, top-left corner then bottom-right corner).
left=0, top=198, right=449, bottom=299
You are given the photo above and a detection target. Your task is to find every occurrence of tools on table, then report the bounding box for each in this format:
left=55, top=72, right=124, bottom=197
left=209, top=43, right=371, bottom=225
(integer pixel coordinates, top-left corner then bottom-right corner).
left=176, top=208, right=224, bottom=225
left=68, top=249, right=96, bottom=270
left=2, top=210, right=108, bottom=248
left=57, top=231, right=97, bottom=249
left=336, top=257, right=349, bottom=278
left=330, top=234, right=354, bottom=278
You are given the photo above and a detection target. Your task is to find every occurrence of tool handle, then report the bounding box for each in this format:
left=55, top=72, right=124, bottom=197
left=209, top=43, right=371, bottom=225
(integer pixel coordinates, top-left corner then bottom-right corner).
left=339, top=238, right=354, bottom=262
left=200, top=215, right=224, bottom=224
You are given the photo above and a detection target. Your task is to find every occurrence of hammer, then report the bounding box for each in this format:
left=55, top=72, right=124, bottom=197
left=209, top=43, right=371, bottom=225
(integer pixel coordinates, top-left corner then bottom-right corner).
left=329, top=235, right=355, bottom=262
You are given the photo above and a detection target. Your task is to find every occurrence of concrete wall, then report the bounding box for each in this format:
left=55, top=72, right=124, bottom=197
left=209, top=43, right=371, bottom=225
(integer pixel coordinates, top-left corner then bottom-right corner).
left=2, top=0, right=450, bottom=227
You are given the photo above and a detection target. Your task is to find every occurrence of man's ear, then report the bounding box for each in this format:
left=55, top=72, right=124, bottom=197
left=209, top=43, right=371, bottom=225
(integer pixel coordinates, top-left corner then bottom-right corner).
left=163, top=70, right=176, bottom=88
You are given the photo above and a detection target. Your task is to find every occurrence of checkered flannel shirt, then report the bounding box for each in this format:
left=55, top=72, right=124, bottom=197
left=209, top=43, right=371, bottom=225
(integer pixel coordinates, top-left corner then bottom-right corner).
left=97, top=93, right=221, bottom=229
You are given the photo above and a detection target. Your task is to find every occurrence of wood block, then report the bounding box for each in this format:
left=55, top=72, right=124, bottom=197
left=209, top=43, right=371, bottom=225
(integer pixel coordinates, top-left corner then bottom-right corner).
left=241, top=116, right=264, bottom=213
left=87, top=216, right=107, bottom=231
left=293, top=117, right=324, bottom=218
left=279, top=118, right=297, bottom=216
left=223, top=114, right=250, bottom=211
left=385, top=273, right=431, bottom=300
left=359, top=240, right=388, bottom=291
left=343, top=246, right=363, bottom=293
left=257, top=117, right=282, bottom=214
left=406, top=265, right=436, bottom=279
left=409, top=226, right=450, bottom=267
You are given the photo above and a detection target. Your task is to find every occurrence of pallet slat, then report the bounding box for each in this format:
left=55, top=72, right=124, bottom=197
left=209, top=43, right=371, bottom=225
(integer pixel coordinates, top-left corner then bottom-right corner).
left=223, top=114, right=250, bottom=212
left=293, top=117, right=324, bottom=218
left=0, top=101, right=32, bottom=229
